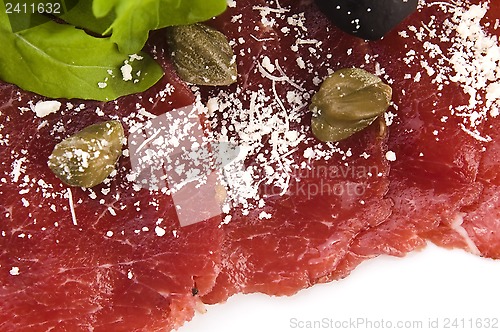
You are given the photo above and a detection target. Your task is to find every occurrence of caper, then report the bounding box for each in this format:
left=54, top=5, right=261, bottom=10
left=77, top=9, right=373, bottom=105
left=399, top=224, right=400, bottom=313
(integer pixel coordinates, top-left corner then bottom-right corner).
left=166, top=23, right=237, bottom=86
left=309, top=68, right=392, bottom=142
left=311, top=115, right=376, bottom=142
left=48, top=120, right=125, bottom=188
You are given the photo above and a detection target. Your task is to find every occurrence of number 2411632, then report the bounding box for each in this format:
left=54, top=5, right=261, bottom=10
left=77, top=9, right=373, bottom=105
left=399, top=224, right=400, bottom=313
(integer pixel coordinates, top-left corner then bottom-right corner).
left=5, top=2, right=61, bottom=14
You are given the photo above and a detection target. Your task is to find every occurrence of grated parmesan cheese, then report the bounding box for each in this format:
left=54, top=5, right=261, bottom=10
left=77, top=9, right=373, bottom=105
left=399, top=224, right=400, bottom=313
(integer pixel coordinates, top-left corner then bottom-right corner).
left=121, top=63, right=133, bottom=81
left=402, top=1, right=499, bottom=141
left=9, top=266, right=20, bottom=276
left=3, top=0, right=496, bottom=241
left=155, top=226, right=166, bottom=237
left=30, top=100, right=61, bottom=118
left=385, top=151, right=397, bottom=162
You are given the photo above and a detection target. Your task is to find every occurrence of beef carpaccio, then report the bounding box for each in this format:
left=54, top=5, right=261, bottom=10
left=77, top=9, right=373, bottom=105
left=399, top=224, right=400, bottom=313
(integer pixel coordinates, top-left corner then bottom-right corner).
left=0, top=0, right=498, bottom=331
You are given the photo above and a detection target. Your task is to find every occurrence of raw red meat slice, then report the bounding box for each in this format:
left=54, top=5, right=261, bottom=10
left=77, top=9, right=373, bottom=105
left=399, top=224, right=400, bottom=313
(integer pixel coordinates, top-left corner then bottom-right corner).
left=199, top=0, right=393, bottom=303
left=201, top=0, right=499, bottom=302
left=430, top=1, right=500, bottom=258
left=427, top=117, right=500, bottom=256
left=332, top=0, right=500, bottom=278
left=461, top=186, right=500, bottom=256
left=0, top=35, right=223, bottom=331
left=0, top=0, right=498, bottom=330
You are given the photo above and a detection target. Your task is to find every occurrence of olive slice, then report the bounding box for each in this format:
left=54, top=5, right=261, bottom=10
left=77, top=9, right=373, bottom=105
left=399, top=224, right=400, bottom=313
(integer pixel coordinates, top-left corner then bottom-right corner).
left=315, top=0, right=418, bottom=40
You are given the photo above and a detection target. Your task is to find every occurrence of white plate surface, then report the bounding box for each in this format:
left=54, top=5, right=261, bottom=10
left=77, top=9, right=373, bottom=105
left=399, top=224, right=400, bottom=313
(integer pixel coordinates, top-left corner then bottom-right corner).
left=182, top=243, right=500, bottom=331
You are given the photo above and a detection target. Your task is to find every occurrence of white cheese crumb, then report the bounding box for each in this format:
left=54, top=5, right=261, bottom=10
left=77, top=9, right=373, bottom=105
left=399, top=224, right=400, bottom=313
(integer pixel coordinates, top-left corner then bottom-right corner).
left=303, top=147, right=315, bottom=159
left=296, top=57, right=306, bottom=69
left=11, top=157, right=26, bottom=183
left=222, top=215, right=232, bottom=224
left=67, top=188, right=78, bottom=226
left=31, top=100, right=61, bottom=118
left=259, top=211, right=272, bottom=220
left=384, top=111, right=397, bottom=126
left=129, top=54, right=144, bottom=61
left=207, top=97, right=219, bottom=115
left=402, top=3, right=499, bottom=141
left=121, top=62, right=133, bottom=81
left=9, top=266, right=20, bottom=276
left=155, top=226, right=166, bottom=237
left=106, top=230, right=114, bottom=237
left=486, top=82, right=500, bottom=101
left=385, top=151, right=397, bottom=162
left=107, top=206, right=117, bottom=216
left=261, top=56, right=275, bottom=73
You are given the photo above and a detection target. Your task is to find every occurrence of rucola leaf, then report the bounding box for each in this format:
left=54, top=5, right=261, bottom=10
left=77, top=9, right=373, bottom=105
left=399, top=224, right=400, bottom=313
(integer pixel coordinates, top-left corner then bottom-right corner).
left=0, top=0, right=228, bottom=101
left=59, top=0, right=114, bottom=35
left=0, top=7, right=163, bottom=101
left=92, top=0, right=228, bottom=54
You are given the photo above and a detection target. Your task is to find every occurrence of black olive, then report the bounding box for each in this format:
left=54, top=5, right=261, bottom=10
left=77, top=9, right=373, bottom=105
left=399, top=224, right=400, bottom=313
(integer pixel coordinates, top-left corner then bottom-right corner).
left=315, top=0, right=418, bottom=40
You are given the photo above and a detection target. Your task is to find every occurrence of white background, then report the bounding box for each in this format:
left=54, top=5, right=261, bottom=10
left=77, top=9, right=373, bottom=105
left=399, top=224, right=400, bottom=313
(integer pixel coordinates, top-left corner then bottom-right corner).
left=182, top=243, right=500, bottom=331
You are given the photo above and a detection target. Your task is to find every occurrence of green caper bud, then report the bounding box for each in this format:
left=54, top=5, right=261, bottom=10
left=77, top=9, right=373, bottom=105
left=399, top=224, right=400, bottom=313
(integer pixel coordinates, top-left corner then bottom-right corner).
left=48, top=120, right=125, bottom=188
left=311, top=115, right=376, bottom=142
left=309, top=68, right=392, bottom=142
left=166, top=23, right=237, bottom=86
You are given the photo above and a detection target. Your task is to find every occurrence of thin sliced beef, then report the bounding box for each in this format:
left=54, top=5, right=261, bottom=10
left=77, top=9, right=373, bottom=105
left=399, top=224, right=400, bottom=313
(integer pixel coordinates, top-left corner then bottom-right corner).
left=332, top=0, right=500, bottom=279
left=433, top=1, right=500, bottom=258
left=202, top=0, right=499, bottom=301
left=461, top=186, right=500, bottom=257
left=427, top=117, right=500, bottom=257
left=0, top=36, right=223, bottom=331
left=0, top=0, right=498, bottom=330
left=200, top=0, right=392, bottom=303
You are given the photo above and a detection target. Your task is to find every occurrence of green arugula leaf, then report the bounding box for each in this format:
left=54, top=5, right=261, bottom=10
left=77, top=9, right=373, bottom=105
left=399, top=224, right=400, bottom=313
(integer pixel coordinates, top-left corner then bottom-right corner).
left=93, top=0, right=227, bottom=54
left=0, top=0, right=228, bottom=101
left=92, top=0, right=119, bottom=18
left=0, top=8, right=163, bottom=101
left=59, top=0, right=114, bottom=35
